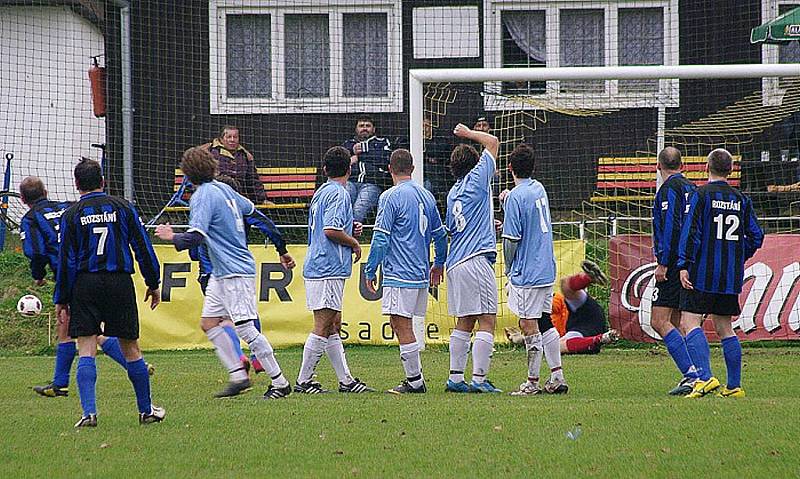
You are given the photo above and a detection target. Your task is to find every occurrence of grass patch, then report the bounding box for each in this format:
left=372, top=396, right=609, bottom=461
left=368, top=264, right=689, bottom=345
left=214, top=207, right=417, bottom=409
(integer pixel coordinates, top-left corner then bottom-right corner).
left=2, top=347, right=798, bottom=477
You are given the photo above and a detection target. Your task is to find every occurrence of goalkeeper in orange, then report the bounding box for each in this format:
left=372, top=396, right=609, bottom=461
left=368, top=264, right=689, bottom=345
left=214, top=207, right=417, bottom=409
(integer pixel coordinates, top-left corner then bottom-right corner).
left=506, top=260, right=619, bottom=354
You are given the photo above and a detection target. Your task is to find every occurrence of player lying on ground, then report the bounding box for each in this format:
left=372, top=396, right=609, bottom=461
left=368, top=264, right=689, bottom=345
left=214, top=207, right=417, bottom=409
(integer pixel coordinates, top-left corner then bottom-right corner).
left=444, top=123, right=502, bottom=393
left=500, top=144, right=568, bottom=396
left=55, top=159, right=164, bottom=427
left=364, top=149, right=448, bottom=394
left=297, top=146, right=373, bottom=394
left=677, top=148, right=764, bottom=399
left=156, top=147, right=295, bottom=399
left=189, top=174, right=290, bottom=375
left=19, top=176, right=153, bottom=398
left=650, top=147, right=701, bottom=396
left=505, top=261, right=618, bottom=355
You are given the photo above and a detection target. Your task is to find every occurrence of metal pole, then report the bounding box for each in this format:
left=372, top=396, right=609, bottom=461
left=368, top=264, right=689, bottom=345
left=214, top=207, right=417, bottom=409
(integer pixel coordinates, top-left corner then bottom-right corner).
left=120, top=5, right=134, bottom=201
left=409, top=73, right=424, bottom=185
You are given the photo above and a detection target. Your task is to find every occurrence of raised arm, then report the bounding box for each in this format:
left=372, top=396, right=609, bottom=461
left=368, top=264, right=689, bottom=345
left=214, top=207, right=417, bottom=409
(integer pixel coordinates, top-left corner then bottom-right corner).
left=453, top=123, right=499, bottom=159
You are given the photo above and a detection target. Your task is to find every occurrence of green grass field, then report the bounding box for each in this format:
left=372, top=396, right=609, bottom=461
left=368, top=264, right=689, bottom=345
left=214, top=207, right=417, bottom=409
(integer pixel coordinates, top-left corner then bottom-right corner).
left=2, top=346, right=798, bottom=478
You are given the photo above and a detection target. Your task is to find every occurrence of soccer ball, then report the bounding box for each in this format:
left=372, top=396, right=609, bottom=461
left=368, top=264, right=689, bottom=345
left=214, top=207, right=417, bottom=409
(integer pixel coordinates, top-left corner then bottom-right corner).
left=17, top=295, right=42, bottom=317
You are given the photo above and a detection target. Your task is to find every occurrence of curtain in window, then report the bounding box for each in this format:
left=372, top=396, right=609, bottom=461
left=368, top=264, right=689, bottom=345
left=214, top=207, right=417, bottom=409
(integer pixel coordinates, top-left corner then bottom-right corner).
left=343, top=13, right=388, bottom=97
left=285, top=14, right=330, bottom=98
left=503, top=11, right=546, bottom=64
left=226, top=15, right=271, bottom=98
left=619, top=8, right=663, bottom=92
left=560, top=9, right=604, bottom=92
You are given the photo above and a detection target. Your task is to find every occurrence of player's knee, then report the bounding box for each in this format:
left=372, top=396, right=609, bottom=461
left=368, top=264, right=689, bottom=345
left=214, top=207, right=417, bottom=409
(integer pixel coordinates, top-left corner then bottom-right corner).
left=519, top=318, right=539, bottom=336
left=118, top=338, right=141, bottom=361
left=235, top=321, right=260, bottom=344
left=537, top=313, right=554, bottom=333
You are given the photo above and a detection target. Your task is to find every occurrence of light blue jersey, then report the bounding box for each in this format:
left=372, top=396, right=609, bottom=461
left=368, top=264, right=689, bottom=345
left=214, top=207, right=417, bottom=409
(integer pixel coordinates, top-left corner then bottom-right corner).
left=502, top=178, right=556, bottom=287
left=371, top=180, right=445, bottom=288
left=445, top=150, right=497, bottom=268
left=303, top=180, right=354, bottom=280
left=187, top=180, right=256, bottom=278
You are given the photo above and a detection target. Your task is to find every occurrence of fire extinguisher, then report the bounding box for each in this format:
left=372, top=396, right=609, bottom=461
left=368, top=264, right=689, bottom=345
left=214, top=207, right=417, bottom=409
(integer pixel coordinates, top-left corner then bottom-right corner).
left=88, top=56, right=106, bottom=118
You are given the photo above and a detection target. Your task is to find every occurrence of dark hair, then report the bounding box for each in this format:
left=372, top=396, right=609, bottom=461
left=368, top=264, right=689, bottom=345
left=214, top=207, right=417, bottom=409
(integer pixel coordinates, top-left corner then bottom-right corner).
left=658, top=146, right=682, bottom=171
left=323, top=146, right=351, bottom=178
left=450, top=144, right=479, bottom=179
left=19, top=176, right=46, bottom=204
left=356, top=115, right=374, bottom=126
left=219, top=125, right=239, bottom=139
left=74, top=157, right=103, bottom=192
left=509, top=144, right=535, bottom=178
left=708, top=148, right=733, bottom=176
left=215, top=174, right=241, bottom=192
left=181, top=147, right=218, bottom=185
left=389, top=149, right=414, bottom=176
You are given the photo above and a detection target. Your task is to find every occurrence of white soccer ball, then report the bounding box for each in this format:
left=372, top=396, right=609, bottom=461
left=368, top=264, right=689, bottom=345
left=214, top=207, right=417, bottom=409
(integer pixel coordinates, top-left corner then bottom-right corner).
left=17, top=295, right=43, bottom=317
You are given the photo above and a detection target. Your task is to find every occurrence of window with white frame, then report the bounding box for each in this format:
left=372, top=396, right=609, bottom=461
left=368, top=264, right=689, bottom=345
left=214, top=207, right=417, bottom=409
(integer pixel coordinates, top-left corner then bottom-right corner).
left=209, top=1, right=402, bottom=114
left=486, top=0, right=679, bottom=110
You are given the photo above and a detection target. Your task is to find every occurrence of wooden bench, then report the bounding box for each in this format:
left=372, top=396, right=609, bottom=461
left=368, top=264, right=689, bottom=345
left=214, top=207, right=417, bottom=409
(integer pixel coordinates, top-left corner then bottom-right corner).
left=166, top=166, right=318, bottom=212
left=591, top=155, right=741, bottom=203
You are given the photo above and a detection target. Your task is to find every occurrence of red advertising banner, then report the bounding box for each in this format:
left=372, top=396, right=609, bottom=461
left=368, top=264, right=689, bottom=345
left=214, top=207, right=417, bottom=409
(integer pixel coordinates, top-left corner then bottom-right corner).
left=610, top=234, right=800, bottom=342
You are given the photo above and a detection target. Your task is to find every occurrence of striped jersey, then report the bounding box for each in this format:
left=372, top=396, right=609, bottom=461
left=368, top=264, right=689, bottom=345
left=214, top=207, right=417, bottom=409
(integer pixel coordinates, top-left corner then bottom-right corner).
left=652, top=173, right=696, bottom=267
left=20, top=198, right=71, bottom=280
left=677, top=180, right=764, bottom=294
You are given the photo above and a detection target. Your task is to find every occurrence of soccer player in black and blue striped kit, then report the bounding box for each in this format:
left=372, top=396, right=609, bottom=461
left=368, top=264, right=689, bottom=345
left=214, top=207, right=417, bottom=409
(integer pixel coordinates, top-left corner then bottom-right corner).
left=19, top=176, right=146, bottom=398
left=677, top=149, right=764, bottom=399
left=650, top=147, right=700, bottom=396
left=55, top=159, right=164, bottom=426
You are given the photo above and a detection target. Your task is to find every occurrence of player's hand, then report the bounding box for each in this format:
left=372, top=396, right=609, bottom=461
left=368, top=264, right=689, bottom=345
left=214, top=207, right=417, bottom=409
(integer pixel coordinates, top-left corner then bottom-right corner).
left=154, top=223, right=175, bottom=241
left=654, top=264, right=668, bottom=283
left=280, top=253, right=296, bottom=270
left=365, top=276, right=378, bottom=294
left=353, top=221, right=363, bottom=238
left=453, top=123, right=471, bottom=138
left=494, top=219, right=503, bottom=233
left=498, top=189, right=510, bottom=203
left=352, top=243, right=362, bottom=263
left=679, top=270, right=693, bottom=290
left=430, top=265, right=444, bottom=286
left=55, top=304, right=70, bottom=326
left=145, top=288, right=161, bottom=310
left=34, top=279, right=46, bottom=287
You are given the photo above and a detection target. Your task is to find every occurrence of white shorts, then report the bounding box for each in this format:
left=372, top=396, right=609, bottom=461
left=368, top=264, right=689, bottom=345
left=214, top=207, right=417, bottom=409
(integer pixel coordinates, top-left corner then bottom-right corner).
left=382, top=287, right=427, bottom=319
left=446, top=255, right=498, bottom=317
left=507, top=283, right=553, bottom=319
left=563, top=331, right=585, bottom=340
left=305, top=279, right=345, bottom=312
left=202, top=276, right=259, bottom=324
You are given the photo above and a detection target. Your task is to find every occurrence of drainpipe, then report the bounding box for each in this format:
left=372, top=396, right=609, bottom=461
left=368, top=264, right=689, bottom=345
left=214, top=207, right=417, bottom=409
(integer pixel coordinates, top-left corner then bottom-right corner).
left=109, top=0, right=133, bottom=201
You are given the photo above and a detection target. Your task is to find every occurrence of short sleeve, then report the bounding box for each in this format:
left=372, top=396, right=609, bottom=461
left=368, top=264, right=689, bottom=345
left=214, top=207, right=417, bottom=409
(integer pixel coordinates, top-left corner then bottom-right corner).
left=188, top=188, right=213, bottom=237
left=501, top=193, right=522, bottom=240
left=322, top=190, right=348, bottom=230
left=472, top=150, right=496, bottom=188
left=374, top=192, right=395, bottom=235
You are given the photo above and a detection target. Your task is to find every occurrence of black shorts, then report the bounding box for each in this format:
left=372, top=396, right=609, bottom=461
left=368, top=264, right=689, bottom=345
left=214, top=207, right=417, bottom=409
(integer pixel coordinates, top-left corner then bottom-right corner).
left=565, top=296, right=607, bottom=337
left=679, top=288, right=741, bottom=317
left=652, top=267, right=682, bottom=309
left=69, top=272, right=140, bottom=340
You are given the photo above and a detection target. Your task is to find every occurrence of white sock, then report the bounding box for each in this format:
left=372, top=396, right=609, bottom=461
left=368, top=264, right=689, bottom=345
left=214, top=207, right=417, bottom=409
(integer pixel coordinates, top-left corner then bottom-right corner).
left=235, top=323, right=288, bottom=388
left=471, top=331, right=494, bottom=384
left=448, top=329, right=471, bottom=383
left=542, top=328, right=564, bottom=381
left=326, top=333, right=354, bottom=385
left=399, top=342, right=423, bottom=388
left=524, top=333, right=543, bottom=383
left=298, top=333, right=328, bottom=384
left=207, top=326, right=248, bottom=382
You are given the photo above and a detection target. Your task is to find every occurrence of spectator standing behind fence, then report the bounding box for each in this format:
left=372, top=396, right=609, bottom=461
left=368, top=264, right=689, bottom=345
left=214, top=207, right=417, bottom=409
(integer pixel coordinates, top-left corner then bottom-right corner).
left=198, top=126, right=266, bottom=204
left=342, top=115, right=392, bottom=223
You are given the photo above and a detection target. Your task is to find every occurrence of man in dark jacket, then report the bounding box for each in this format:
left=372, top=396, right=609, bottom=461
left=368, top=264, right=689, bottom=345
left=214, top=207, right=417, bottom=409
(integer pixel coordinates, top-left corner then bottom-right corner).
left=200, top=126, right=266, bottom=204
left=342, top=115, right=392, bottom=222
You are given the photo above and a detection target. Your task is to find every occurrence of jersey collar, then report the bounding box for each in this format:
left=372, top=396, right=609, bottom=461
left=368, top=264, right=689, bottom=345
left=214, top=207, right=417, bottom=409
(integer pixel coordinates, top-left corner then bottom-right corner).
left=80, top=191, right=107, bottom=200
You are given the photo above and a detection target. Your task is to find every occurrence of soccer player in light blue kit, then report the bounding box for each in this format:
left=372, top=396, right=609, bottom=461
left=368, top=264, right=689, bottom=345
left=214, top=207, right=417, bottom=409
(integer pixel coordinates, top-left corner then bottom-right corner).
left=444, top=123, right=502, bottom=393
left=501, top=144, right=568, bottom=395
left=364, top=149, right=448, bottom=394
left=156, top=147, right=295, bottom=399
left=298, top=146, right=373, bottom=394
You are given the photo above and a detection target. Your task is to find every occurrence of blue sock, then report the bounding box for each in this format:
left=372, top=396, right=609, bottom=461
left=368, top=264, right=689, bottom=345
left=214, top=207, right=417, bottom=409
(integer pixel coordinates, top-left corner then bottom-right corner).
left=126, top=358, right=152, bottom=414
left=685, top=328, right=712, bottom=381
left=721, top=336, right=742, bottom=389
left=76, top=357, right=97, bottom=416
left=101, top=337, right=129, bottom=369
left=253, top=319, right=262, bottom=333
left=223, top=325, right=245, bottom=358
left=52, top=341, right=77, bottom=387
left=663, top=329, right=699, bottom=379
